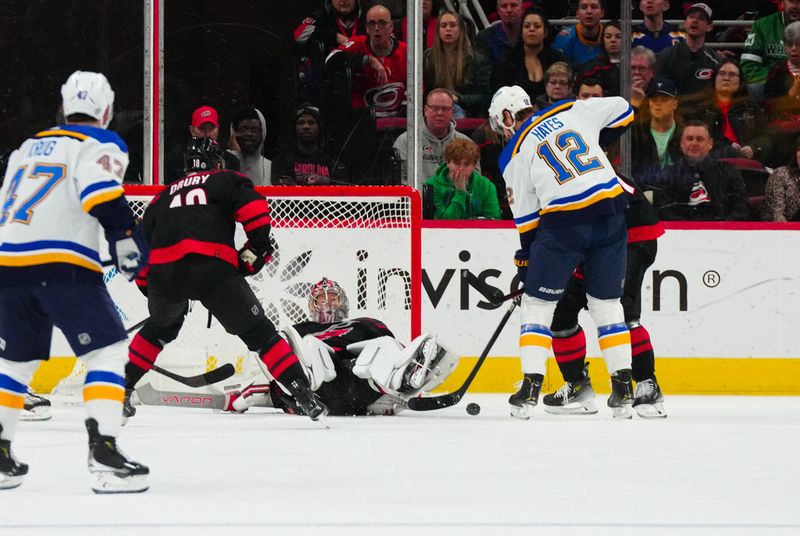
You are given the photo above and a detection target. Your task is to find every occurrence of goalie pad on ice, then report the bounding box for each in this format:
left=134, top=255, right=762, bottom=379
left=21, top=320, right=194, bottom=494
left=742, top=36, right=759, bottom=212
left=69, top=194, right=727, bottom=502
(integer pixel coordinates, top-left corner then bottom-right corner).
left=282, top=325, right=337, bottom=391
left=351, top=334, right=459, bottom=396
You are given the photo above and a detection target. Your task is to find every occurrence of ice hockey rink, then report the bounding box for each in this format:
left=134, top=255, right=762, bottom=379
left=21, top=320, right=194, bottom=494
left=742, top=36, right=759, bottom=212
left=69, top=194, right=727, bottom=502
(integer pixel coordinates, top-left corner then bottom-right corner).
left=2, top=394, right=798, bottom=536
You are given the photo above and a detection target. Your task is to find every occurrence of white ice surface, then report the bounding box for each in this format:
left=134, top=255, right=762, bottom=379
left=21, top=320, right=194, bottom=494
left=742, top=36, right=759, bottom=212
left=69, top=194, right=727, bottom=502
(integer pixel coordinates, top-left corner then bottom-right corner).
left=2, top=395, right=799, bottom=536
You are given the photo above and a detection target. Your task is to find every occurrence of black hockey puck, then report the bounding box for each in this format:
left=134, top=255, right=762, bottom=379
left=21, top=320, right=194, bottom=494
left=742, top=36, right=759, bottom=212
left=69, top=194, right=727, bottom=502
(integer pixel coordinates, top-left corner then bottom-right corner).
left=466, top=402, right=481, bottom=416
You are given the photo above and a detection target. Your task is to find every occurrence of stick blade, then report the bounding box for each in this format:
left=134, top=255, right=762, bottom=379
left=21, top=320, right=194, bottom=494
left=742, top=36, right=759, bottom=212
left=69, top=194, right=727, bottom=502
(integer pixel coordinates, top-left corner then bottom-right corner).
left=406, top=391, right=463, bottom=411
left=191, top=363, right=236, bottom=387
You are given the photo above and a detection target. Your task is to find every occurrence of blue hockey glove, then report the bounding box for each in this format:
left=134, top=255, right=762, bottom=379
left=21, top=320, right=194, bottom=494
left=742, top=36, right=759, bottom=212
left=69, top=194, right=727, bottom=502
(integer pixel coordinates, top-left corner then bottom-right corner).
left=107, top=222, right=149, bottom=281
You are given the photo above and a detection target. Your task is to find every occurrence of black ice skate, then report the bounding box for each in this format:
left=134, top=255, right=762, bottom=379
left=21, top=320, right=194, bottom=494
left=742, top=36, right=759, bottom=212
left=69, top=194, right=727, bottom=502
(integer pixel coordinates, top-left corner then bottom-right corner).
left=21, top=389, right=52, bottom=421
left=508, top=373, right=543, bottom=420
left=122, top=389, right=137, bottom=421
left=289, top=381, right=330, bottom=424
left=607, top=369, right=634, bottom=419
left=543, top=366, right=598, bottom=415
left=0, top=425, right=28, bottom=490
left=86, top=418, right=149, bottom=494
left=633, top=377, right=667, bottom=419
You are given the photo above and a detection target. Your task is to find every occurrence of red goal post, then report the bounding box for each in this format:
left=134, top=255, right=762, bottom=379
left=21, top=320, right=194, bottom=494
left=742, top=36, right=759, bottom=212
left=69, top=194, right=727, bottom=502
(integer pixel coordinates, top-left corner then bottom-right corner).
left=120, top=184, right=422, bottom=344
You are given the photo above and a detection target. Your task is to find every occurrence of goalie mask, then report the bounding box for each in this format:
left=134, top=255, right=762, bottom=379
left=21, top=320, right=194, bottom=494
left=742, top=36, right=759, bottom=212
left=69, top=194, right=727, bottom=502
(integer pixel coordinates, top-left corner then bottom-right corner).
left=308, top=278, right=349, bottom=324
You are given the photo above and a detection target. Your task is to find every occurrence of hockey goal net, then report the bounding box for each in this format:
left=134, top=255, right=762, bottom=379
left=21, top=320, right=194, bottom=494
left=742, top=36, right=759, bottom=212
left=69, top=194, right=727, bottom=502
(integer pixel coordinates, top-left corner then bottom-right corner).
left=54, top=185, right=421, bottom=394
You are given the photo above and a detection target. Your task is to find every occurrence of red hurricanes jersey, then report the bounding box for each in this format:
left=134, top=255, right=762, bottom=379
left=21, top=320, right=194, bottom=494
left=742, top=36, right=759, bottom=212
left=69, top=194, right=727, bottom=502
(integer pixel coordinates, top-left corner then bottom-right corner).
left=142, top=170, right=271, bottom=268
left=335, top=36, right=407, bottom=116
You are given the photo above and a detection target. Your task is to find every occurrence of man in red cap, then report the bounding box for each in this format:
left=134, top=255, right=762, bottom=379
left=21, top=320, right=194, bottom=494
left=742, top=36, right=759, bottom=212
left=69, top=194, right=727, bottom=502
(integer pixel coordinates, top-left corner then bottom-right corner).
left=166, top=105, right=238, bottom=182
left=190, top=105, right=219, bottom=139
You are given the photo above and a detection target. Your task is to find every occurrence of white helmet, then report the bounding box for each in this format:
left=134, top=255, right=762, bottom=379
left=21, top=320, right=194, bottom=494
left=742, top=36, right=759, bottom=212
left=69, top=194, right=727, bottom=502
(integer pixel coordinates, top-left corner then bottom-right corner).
left=60, top=71, right=115, bottom=129
left=488, top=85, right=533, bottom=138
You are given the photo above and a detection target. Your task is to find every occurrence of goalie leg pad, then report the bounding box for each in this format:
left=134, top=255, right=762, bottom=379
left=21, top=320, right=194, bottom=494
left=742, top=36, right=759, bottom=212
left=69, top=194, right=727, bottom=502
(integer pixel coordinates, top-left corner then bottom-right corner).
left=282, top=325, right=337, bottom=391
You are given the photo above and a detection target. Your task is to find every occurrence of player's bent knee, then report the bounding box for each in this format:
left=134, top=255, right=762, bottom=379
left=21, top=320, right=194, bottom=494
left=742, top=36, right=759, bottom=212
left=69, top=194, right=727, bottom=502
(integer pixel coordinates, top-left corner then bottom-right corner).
left=82, top=340, right=128, bottom=374
left=242, top=322, right=278, bottom=354
left=586, top=294, right=625, bottom=327
left=140, top=321, right=181, bottom=347
left=0, top=360, right=39, bottom=388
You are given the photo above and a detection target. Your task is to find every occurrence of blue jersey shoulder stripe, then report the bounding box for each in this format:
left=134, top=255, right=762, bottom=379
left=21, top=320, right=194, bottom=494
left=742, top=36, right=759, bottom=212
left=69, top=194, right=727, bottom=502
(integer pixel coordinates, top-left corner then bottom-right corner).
left=57, top=124, right=128, bottom=153
left=80, top=180, right=123, bottom=201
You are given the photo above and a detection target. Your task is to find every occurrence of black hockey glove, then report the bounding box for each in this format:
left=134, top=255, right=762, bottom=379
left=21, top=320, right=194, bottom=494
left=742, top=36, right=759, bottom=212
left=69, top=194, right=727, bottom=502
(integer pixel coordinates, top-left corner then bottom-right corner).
left=107, top=221, right=149, bottom=281
left=514, top=248, right=529, bottom=283
left=238, top=241, right=274, bottom=276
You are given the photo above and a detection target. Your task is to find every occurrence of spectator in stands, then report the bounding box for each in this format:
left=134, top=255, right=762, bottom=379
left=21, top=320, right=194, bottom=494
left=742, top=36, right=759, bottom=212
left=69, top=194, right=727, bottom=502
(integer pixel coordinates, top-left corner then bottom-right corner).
left=271, top=104, right=346, bottom=186
left=655, top=3, right=720, bottom=99
left=631, top=45, right=657, bottom=109
left=294, top=0, right=366, bottom=54
left=476, top=0, right=524, bottom=63
left=641, top=120, right=750, bottom=221
left=553, top=0, right=605, bottom=69
left=742, top=0, right=800, bottom=102
left=166, top=106, right=240, bottom=183
left=325, top=4, right=407, bottom=182
left=394, top=88, right=478, bottom=184
left=534, top=61, right=574, bottom=108
left=762, top=136, right=800, bottom=221
left=632, top=78, right=682, bottom=184
left=471, top=120, right=511, bottom=219
left=576, top=77, right=604, bottom=99
left=764, top=21, right=800, bottom=166
left=633, top=0, right=685, bottom=53
left=490, top=8, right=568, bottom=100
left=693, top=59, right=770, bottom=161
left=424, top=138, right=500, bottom=220
left=228, top=107, right=272, bottom=186
left=577, top=20, right=622, bottom=96
left=401, top=0, right=438, bottom=49
left=424, top=10, right=491, bottom=118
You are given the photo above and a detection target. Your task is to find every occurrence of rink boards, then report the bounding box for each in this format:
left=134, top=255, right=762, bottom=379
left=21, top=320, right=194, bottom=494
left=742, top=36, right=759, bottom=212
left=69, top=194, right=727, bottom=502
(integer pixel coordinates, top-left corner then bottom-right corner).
left=33, top=222, right=800, bottom=395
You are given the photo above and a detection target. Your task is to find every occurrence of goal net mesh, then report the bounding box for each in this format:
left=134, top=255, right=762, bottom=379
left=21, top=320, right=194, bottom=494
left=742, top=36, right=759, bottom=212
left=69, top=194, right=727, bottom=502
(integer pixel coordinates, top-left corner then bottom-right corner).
left=53, top=186, right=421, bottom=396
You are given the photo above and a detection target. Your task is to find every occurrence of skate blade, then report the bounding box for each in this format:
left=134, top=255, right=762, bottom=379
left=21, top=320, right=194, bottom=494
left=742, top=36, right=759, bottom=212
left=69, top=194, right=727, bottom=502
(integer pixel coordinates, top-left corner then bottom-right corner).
left=635, top=402, right=667, bottom=419
left=543, top=401, right=599, bottom=415
left=20, top=407, right=52, bottom=421
left=610, top=405, right=633, bottom=419
left=90, top=472, right=149, bottom=494
left=510, top=404, right=532, bottom=420
left=0, top=475, right=25, bottom=490
left=314, top=414, right=332, bottom=430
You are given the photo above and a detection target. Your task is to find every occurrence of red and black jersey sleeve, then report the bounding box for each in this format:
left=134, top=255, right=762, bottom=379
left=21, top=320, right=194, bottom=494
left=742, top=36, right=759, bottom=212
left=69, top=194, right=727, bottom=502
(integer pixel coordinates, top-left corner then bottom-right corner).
left=620, top=174, right=665, bottom=243
left=230, top=177, right=271, bottom=253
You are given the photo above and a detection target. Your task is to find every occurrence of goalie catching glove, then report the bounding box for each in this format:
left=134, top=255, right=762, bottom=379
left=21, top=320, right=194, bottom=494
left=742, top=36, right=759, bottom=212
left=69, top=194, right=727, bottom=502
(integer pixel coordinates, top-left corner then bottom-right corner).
left=107, top=221, right=149, bottom=281
left=237, top=240, right=274, bottom=276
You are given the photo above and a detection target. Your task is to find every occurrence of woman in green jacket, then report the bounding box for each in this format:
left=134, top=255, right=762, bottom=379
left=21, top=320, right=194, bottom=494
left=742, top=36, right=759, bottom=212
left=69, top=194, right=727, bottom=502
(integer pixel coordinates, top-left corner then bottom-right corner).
left=425, top=138, right=501, bottom=219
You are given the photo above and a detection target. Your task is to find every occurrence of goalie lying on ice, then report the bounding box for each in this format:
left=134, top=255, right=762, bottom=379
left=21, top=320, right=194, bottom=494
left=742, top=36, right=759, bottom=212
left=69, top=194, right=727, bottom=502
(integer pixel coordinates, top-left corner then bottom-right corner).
left=226, top=278, right=459, bottom=416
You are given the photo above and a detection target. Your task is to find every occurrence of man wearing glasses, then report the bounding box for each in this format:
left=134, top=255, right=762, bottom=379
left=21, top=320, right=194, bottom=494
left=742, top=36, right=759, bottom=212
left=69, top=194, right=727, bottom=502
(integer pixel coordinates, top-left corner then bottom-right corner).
left=393, top=88, right=479, bottom=184
left=326, top=4, right=407, bottom=182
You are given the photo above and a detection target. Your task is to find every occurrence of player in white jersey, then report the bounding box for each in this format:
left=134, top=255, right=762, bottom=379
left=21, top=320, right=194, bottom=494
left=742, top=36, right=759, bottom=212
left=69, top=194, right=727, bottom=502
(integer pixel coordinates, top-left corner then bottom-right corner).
left=0, top=71, right=149, bottom=493
left=489, top=86, right=636, bottom=419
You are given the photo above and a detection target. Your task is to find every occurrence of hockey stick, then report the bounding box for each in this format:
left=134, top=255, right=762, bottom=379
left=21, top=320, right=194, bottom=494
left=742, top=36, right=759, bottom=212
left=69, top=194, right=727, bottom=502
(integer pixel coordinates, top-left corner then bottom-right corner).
left=466, top=272, right=524, bottom=307
left=407, top=299, right=517, bottom=411
left=124, top=319, right=236, bottom=388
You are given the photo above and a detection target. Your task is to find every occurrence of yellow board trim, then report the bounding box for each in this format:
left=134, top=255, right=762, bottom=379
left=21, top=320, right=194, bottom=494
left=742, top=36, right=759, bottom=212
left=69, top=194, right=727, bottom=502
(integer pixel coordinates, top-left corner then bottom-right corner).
left=0, top=391, right=25, bottom=409
left=34, top=356, right=800, bottom=396
left=83, top=385, right=125, bottom=403
left=434, top=356, right=800, bottom=395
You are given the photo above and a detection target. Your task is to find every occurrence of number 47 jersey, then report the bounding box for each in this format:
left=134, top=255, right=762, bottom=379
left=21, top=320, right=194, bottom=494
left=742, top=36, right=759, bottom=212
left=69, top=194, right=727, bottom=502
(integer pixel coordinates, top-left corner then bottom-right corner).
left=0, top=125, right=130, bottom=276
left=499, top=97, right=634, bottom=243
